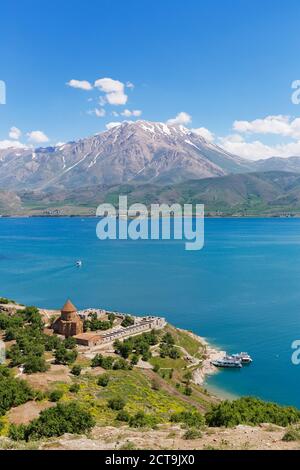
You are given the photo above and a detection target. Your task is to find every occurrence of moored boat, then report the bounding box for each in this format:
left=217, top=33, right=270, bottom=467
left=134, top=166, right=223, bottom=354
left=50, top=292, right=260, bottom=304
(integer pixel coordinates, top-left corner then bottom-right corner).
left=211, top=356, right=242, bottom=368
left=232, top=352, right=252, bottom=363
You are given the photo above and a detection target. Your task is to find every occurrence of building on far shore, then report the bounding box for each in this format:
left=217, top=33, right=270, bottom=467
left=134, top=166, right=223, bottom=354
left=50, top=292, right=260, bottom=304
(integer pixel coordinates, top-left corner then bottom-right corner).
left=52, top=299, right=84, bottom=338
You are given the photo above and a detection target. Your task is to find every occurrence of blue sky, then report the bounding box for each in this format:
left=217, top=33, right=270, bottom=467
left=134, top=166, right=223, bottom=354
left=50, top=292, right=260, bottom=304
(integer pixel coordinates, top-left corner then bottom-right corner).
left=1, top=0, right=300, bottom=159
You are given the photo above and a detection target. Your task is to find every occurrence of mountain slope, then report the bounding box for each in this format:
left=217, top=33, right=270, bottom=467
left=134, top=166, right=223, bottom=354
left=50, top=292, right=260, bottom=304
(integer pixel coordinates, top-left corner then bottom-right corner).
left=0, top=121, right=251, bottom=191
left=6, top=170, right=300, bottom=216
left=252, top=156, right=300, bottom=173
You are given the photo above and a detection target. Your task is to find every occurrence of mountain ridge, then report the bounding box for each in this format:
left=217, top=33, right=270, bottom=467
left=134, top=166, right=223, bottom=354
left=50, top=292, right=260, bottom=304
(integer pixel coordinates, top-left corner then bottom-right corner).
left=0, top=120, right=251, bottom=190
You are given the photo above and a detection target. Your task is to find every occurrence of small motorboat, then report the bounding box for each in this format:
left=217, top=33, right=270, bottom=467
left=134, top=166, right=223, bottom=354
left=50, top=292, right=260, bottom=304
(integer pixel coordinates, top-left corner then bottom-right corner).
left=76, top=260, right=82, bottom=268
left=232, top=352, right=253, bottom=364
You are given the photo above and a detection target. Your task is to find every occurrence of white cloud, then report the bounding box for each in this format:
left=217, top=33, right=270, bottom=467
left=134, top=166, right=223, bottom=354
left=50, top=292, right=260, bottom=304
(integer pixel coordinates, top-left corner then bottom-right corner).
left=0, top=140, right=27, bottom=150
left=106, top=121, right=122, bottom=130
left=94, top=77, right=128, bottom=105
left=126, top=81, right=135, bottom=89
left=218, top=134, right=300, bottom=160
left=9, top=126, right=22, bottom=140
left=94, top=108, right=106, bottom=118
left=27, top=131, right=49, bottom=144
left=192, top=127, right=214, bottom=142
left=120, top=109, right=142, bottom=117
left=233, top=115, right=300, bottom=139
left=67, top=79, right=93, bottom=91
left=167, top=112, right=192, bottom=126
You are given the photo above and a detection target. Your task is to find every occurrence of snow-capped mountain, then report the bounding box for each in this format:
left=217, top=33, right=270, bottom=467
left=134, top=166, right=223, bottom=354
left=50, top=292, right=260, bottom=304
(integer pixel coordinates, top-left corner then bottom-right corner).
left=0, top=121, right=251, bottom=191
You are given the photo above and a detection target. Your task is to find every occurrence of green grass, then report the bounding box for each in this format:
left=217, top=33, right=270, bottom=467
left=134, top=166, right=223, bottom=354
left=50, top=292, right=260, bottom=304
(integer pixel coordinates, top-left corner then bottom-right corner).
left=150, top=356, right=186, bottom=370
left=63, top=369, right=194, bottom=426
left=164, top=325, right=205, bottom=357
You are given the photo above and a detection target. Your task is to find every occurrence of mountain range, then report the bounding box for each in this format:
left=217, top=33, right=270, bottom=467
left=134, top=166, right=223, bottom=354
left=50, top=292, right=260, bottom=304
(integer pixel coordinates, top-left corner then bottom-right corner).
left=2, top=120, right=300, bottom=215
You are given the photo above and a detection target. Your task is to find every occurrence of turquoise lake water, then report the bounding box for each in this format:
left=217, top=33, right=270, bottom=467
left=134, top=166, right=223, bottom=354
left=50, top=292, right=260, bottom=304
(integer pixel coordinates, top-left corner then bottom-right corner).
left=0, top=217, right=300, bottom=406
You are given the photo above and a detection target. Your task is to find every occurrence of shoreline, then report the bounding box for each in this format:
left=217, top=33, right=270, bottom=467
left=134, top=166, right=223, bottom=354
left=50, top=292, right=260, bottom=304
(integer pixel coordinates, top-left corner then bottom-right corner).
left=176, top=328, right=230, bottom=399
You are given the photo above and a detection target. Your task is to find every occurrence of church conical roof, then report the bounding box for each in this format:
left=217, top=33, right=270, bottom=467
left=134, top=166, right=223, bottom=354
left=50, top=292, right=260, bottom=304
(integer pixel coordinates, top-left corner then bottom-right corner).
left=61, top=299, right=77, bottom=313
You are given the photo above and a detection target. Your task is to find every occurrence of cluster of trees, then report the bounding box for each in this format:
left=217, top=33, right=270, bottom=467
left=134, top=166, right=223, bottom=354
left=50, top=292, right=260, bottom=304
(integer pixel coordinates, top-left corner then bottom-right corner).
left=9, top=402, right=95, bottom=441
left=6, top=307, right=49, bottom=373
left=114, top=330, right=159, bottom=363
left=205, top=397, right=300, bottom=427
left=91, top=353, right=131, bottom=370
left=1, top=305, right=80, bottom=372
left=0, top=366, right=33, bottom=416
left=84, top=312, right=115, bottom=332
left=159, top=333, right=181, bottom=359
left=54, top=337, right=78, bottom=366
left=121, top=315, right=135, bottom=328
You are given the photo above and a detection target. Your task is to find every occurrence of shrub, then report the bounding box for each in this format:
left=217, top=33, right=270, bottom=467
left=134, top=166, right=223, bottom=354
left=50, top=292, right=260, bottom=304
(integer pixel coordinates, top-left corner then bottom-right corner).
left=23, top=355, right=49, bottom=374
left=168, top=348, right=181, bottom=359
left=282, top=427, right=300, bottom=442
left=55, top=346, right=77, bottom=365
left=71, top=365, right=82, bottom=376
left=9, top=424, right=27, bottom=441
left=108, top=397, right=126, bottom=411
left=116, top=410, right=130, bottom=422
left=34, top=390, right=47, bottom=401
left=205, top=397, right=300, bottom=428
left=9, top=402, right=95, bottom=441
left=121, top=316, right=135, bottom=328
left=0, top=368, right=33, bottom=416
left=98, top=374, right=110, bottom=387
left=129, top=411, right=158, bottom=428
left=49, top=389, right=63, bottom=402
left=69, top=383, right=80, bottom=394
left=183, top=428, right=202, bottom=440
left=153, top=364, right=160, bottom=373
left=131, top=354, right=139, bottom=366
left=113, top=358, right=131, bottom=370
left=184, top=386, right=192, bottom=396
left=171, top=411, right=205, bottom=428
left=64, top=337, right=77, bottom=349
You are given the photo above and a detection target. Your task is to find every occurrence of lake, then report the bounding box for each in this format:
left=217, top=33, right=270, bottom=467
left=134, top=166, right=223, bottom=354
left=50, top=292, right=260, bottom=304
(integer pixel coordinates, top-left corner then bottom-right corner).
left=0, top=217, right=300, bottom=407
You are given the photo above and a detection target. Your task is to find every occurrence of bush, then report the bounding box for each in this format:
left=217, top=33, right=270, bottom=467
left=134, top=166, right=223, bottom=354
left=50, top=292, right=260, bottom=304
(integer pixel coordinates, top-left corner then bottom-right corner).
left=116, top=410, right=130, bottom=422
left=205, top=397, right=300, bottom=428
left=69, top=383, right=80, bottom=394
left=282, top=427, right=300, bottom=442
left=131, top=354, right=139, bottom=366
left=129, top=411, right=158, bottom=428
left=49, top=389, right=63, bottom=402
left=9, top=423, right=27, bottom=441
left=168, top=348, right=181, bottom=359
left=121, top=316, right=135, bottom=328
left=98, top=374, right=110, bottom=387
left=71, top=365, right=82, bottom=376
left=0, top=368, right=33, bottom=416
left=153, top=364, right=160, bottom=373
left=183, top=428, right=202, bottom=440
left=24, top=355, right=49, bottom=374
left=34, top=390, right=47, bottom=401
left=55, top=346, right=77, bottom=365
left=113, top=358, right=131, bottom=370
left=9, top=402, right=95, bottom=441
left=108, top=397, right=126, bottom=411
left=184, top=386, right=192, bottom=396
left=171, top=411, right=205, bottom=428
left=64, top=337, right=77, bottom=349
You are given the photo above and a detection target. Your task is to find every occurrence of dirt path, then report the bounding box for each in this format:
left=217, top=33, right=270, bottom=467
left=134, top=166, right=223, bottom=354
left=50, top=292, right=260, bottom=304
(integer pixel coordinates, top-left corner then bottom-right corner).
left=142, top=369, right=211, bottom=411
